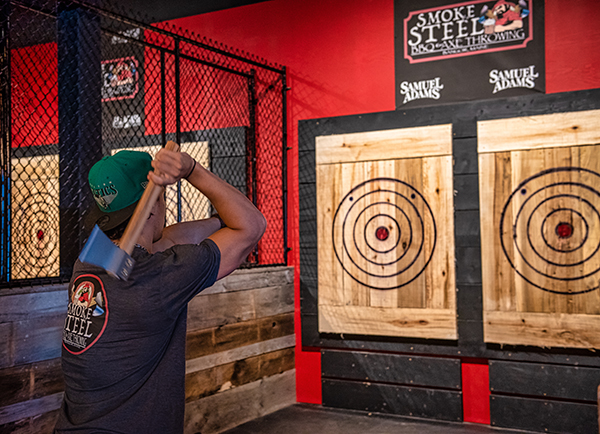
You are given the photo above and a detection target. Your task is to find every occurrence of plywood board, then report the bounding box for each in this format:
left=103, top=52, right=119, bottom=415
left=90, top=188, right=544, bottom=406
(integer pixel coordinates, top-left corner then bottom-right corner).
left=316, top=126, right=456, bottom=339
left=316, top=124, right=452, bottom=165
left=114, top=142, right=210, bottom=224
left=478, top=109, right=600, bottom=154
left=479, top=109, right=600, bottom=348
left=11, top=155, right=60, bottom=280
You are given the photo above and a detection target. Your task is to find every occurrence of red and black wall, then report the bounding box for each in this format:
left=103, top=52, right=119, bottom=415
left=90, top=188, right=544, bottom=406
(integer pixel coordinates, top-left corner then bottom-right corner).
left=162, top=0, right=600, bottom=421
left=12, top=0, right=600, bottom=430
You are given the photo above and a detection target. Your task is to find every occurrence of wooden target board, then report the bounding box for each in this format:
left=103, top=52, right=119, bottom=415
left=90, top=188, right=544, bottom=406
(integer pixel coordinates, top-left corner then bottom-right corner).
left=479, top=109, right=600, bottom=349
left=316, top=125, right=456, bottom=339
left=11, top=155, right=60, bottom=280
left=114, top=142, right=210, bottom=225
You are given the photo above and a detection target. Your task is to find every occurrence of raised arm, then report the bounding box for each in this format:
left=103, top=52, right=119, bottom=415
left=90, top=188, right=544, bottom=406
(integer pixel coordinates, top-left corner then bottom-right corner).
left=149, top=147, right=267, bottom=280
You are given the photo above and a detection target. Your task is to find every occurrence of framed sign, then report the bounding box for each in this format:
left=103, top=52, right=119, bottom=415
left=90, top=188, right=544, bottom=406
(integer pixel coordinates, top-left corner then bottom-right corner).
left=395, top=0, right=545, bottom=108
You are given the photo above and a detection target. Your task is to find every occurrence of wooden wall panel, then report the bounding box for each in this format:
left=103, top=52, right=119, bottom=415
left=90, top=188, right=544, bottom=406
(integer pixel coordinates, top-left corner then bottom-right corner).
left=10, top=155, right=60, bottom=280
left=478, top=110, right=600, bottom=349
left=0, top=267, right=294, bottom=434
left=316, top=125, right=456, bottom=339
left=299, top=88, right=600, bottom=432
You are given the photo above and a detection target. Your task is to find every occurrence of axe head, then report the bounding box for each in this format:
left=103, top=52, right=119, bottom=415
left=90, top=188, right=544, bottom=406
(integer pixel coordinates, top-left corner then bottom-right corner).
left=79, top=225, right=135, bottom=280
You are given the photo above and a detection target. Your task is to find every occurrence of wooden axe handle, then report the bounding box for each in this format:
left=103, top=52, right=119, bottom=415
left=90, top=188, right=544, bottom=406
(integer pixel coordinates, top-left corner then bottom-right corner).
left=119, top=140, right=180, bottom=255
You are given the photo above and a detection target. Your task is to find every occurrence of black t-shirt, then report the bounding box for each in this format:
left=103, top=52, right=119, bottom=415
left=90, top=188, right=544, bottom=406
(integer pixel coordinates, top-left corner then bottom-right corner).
left=55, top=239, right=220, bottom=434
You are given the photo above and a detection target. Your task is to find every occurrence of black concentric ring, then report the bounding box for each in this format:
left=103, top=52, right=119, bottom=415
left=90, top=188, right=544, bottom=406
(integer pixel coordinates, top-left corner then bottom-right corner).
left=332, top=178, right=436, bottom=290
left=363, top=212, right=403, bottom=255
left=500, top=167, right=600, bottom=294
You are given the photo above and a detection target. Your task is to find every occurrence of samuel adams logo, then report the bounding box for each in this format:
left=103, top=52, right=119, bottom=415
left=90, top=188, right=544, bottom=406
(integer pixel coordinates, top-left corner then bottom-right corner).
left=399, top=77, right=444, bottom=104
left=489, top=64, right=539, bottom=93
left=63, top=274, right=108, bottom=354
left=404, top=0, right=533, bottom=63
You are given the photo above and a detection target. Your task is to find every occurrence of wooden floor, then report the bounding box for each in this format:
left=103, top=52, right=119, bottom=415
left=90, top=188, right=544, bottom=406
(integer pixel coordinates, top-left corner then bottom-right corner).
left=223, top=404, right=534, bottom=434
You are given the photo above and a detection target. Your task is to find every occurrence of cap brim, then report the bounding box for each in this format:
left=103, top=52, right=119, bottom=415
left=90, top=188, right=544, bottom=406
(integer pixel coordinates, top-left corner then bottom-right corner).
left=85, top=201, right=138, bottom=233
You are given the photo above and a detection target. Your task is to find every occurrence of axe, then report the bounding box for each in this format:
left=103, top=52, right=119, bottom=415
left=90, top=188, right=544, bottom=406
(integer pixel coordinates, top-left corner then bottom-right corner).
left=78, top=141, right=180, bottom=280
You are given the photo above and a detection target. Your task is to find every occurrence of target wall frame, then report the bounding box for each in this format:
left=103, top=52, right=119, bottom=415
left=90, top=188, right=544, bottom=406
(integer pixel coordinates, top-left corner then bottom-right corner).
left=299, top=88, right=600, bottom=431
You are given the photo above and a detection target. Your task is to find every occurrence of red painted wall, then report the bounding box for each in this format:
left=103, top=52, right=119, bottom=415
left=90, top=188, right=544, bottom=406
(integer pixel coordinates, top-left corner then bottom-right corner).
left=167, top=0, right=396, bottom=405
left=164, top=0, right=600, bottom=409
left=545, top=0, right=600, bottom=93
left=11, top=42, right=58, bottom=148
left=166, top=0, right=600, bottom=410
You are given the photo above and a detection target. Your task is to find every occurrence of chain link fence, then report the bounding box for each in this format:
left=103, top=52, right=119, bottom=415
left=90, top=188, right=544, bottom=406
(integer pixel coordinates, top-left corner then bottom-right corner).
left=0, top=0, right=287, bottom=287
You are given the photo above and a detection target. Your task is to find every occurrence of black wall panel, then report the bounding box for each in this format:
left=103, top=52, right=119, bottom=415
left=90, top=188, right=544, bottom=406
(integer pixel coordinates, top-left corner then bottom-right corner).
left=490, top=360, right=600, bottom=402
left=298, top=88, right=600, bottom=367
left=322, top=350, right=461, bottom=389
left=322, top=379, right=463, bottom=422
left=491, top=395, right=598, bottom=434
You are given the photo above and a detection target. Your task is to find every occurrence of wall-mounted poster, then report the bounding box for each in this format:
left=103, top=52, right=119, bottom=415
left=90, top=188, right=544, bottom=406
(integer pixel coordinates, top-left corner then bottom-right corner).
left=101, top=28, right=146, bottom=139
left=101, top=56, right=139, bottom=101
left=394, top=0, right=544, bottom=108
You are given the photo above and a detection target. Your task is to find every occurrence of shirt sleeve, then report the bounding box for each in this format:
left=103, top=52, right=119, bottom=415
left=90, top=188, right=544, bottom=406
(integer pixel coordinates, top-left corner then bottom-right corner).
left=155, top=239, right=221, bottom=318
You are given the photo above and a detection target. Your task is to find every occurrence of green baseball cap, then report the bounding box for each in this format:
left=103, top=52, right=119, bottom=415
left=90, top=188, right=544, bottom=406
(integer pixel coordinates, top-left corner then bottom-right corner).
left=86, top=150, right=153, bottom=231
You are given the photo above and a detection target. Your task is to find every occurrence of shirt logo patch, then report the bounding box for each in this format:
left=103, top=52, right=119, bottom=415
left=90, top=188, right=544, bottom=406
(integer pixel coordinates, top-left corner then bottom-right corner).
left=63, top=274, right=108, bottom=355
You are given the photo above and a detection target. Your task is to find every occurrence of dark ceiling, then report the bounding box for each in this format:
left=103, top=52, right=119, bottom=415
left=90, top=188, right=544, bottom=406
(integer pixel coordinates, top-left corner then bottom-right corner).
left=110, top=0, right=269, bottom=23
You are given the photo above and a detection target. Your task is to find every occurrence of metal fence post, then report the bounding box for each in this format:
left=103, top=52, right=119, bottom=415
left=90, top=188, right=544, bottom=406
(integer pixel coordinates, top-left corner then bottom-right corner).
left=282, top=66, right=289, bottom=266
left=175, top=38, right=182, bottom=222
left=57, top=1, right=102, bottom=277
left=0, top=1, right=11, bottom=282
left=248, top=69, right=258, bottom=263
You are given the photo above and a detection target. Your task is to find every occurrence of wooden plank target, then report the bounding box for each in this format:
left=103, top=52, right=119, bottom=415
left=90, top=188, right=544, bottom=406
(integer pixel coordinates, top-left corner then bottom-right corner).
left=316, top=125, right=456, bottom=339
left=478, top=109, right=600, bottom=349
left=11, top=155, right=60, bottom=280
left=114, top=142, right=210, bottom=225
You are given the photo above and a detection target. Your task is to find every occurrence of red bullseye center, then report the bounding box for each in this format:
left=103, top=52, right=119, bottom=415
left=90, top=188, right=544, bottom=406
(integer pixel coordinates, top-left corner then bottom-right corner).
left=37, top=230, right=44, bottom=240
left=556, top=222, right=573, bottom=239
left=375, top=226, right=389, bottom=241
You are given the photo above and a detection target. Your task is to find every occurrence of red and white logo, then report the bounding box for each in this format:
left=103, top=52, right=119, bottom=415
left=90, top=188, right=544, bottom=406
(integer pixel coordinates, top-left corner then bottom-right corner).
left=63, top=274, right=108, bottom=355
left=404, top=0, right=533, bottom=63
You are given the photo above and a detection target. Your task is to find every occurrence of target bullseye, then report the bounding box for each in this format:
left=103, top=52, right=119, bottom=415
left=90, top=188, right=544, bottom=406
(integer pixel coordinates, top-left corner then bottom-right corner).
left=500, top=167, right=600, bottom=294
left=556, top=222, right=573, bottom=239
left=332, top=178, right=436, bottom=290
left=376, top=226, right=389, bottom=241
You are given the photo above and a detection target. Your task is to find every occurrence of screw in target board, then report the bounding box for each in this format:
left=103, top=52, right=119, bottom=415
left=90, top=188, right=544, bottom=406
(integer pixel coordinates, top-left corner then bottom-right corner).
left=500, top=167, right=600, bottom=295
left=332, top=178, right=436, bottom=290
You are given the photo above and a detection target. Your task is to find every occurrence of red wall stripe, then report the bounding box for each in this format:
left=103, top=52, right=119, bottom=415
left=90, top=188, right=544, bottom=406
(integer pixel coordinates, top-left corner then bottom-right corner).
left=462, top=360, right=491, bottom=424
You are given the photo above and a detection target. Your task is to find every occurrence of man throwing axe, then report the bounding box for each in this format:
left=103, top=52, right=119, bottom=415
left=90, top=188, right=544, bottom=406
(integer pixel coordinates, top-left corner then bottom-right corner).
left=54, top=145, right=266, bottom=433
